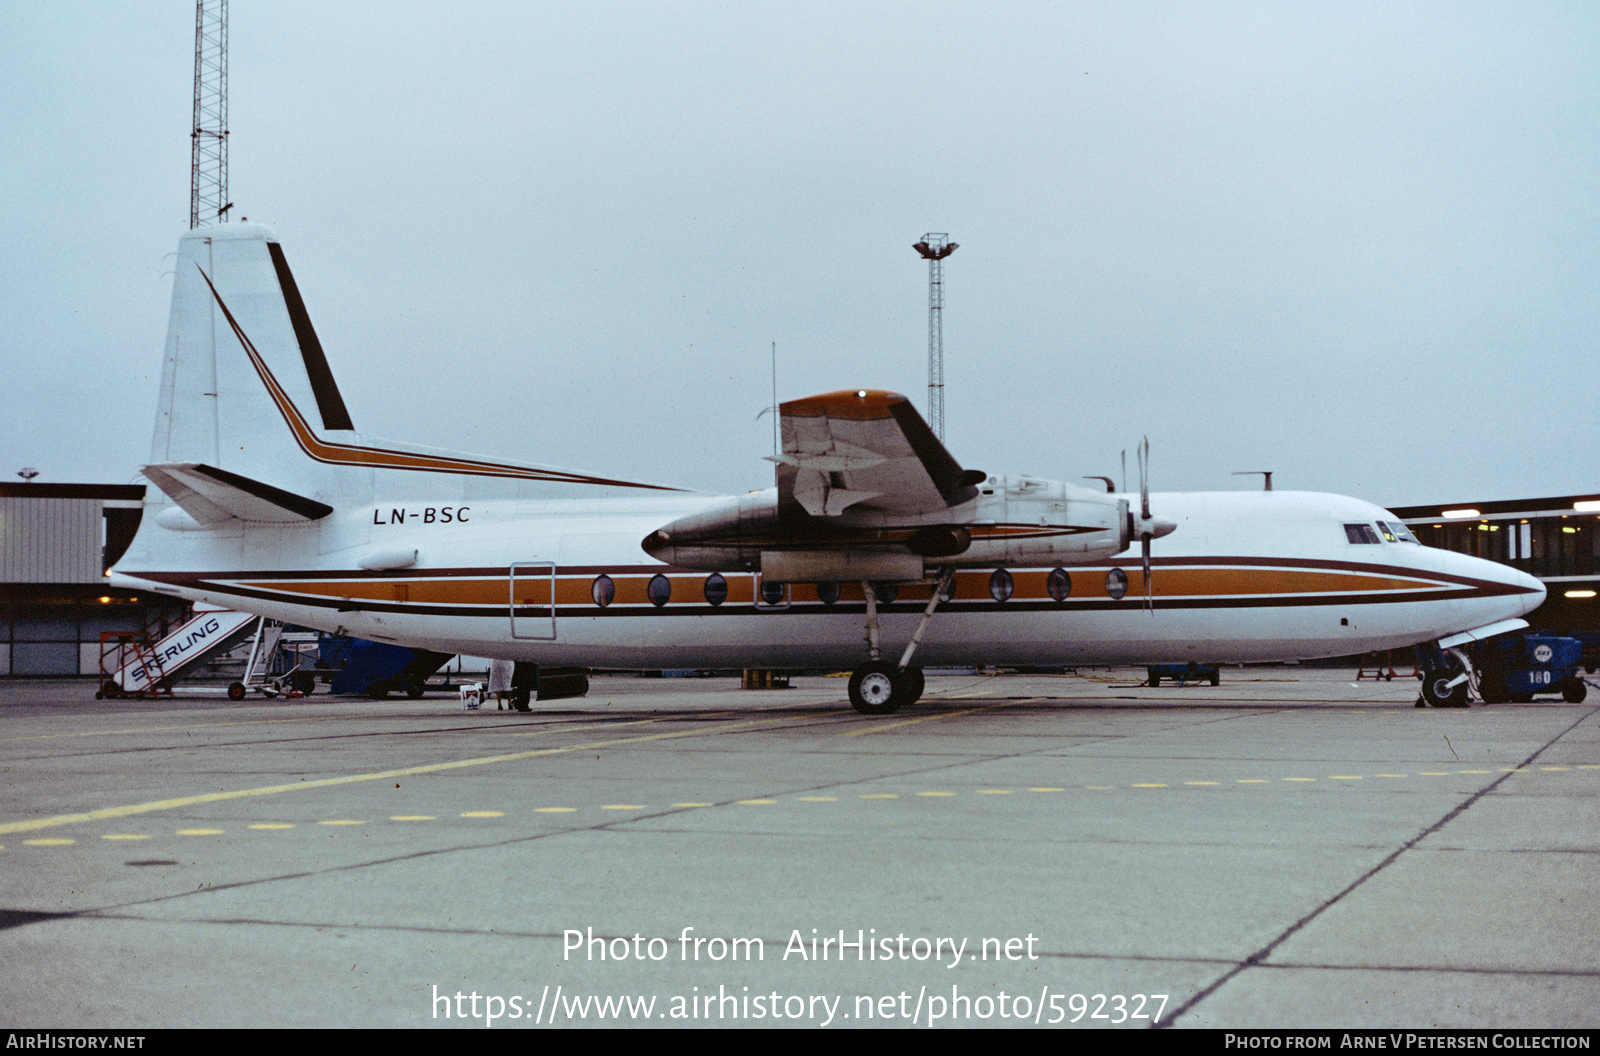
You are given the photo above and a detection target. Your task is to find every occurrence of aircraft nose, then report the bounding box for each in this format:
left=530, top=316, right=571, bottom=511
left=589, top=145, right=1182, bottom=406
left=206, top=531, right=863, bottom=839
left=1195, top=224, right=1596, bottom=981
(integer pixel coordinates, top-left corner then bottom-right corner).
left=1512, top=566, right=1547, bottom=617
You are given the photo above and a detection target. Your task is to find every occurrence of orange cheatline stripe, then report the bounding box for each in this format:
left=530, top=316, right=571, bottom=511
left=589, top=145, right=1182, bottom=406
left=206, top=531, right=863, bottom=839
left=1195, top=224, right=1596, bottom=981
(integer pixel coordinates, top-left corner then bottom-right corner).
left=226, top=564, right=1450, bottom=608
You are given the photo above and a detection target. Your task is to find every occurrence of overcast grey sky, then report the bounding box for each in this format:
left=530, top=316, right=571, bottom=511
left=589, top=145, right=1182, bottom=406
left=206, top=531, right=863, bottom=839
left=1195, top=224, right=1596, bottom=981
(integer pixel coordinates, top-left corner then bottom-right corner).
left=3, top=2, right=1597, bottom=507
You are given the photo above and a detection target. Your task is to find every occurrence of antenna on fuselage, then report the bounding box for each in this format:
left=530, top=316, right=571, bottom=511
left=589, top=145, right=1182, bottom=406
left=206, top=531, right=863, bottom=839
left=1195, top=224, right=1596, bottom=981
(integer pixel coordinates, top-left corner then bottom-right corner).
left=1233, top=471, right=1274, bottom=491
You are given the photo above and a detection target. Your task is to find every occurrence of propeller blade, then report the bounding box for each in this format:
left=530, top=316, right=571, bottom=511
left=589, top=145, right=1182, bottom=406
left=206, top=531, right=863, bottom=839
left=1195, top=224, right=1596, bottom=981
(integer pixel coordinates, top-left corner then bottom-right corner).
left=1139, top=436, right=1151, bottom=521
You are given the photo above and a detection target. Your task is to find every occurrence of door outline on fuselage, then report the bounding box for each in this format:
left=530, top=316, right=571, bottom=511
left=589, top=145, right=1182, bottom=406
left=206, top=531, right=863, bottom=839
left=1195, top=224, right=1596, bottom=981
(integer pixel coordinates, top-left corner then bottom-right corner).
left=510, top=563, right=556, bottom=640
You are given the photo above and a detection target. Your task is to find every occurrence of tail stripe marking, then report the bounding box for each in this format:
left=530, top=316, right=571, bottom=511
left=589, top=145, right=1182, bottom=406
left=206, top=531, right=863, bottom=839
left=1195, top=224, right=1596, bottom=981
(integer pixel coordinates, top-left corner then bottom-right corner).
left=195, top=264, right=678, bottom=491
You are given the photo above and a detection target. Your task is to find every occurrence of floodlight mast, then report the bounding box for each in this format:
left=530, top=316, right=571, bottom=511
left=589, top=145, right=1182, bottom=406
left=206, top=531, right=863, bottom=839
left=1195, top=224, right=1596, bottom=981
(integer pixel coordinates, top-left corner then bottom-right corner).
left=913, top=234, right=958, bottom=441
left=190, top=0, right=230, bottom=228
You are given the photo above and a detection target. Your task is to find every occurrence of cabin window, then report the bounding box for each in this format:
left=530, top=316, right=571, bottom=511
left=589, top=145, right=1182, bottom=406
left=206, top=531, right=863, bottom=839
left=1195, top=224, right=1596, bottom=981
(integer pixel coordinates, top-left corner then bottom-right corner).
left=989, top=568, right=1014, bottom=603
left=1048, top=568, right=1072, bottom=602
left=760, top=579, right=787, bottom=605
left=872, top=582, right=899, bottom=605
left=1344, top=523, right=1383, bottom=545
left=591, top=574, right=614, bottom=608
left=814, top=581, right=841, bottom=605
left=703, top=573, right=728, bottom=607
left=1105, top=568, right=1129, bottom=601
left=647, top=573, right=672, bottom=607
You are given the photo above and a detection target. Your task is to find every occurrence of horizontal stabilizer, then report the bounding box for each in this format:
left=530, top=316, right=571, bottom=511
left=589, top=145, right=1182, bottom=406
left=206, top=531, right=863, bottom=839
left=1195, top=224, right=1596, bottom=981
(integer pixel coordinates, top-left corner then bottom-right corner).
left=143, top=463, right=333, bottom=525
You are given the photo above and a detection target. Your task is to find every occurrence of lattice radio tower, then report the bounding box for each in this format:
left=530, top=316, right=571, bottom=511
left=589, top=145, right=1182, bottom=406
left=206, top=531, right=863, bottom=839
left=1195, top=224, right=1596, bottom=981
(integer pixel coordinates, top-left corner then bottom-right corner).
left=913, top=233, right=958, bottom=441
left=190, top=0, right=230, bottom=228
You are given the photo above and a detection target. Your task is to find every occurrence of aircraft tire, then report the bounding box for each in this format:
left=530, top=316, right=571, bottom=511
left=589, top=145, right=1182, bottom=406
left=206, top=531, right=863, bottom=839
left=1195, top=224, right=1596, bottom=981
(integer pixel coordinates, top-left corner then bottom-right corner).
left=849, top=662, right=903, bottom=715
left=1421, top=669, right=1468, bottom=708
left=1562, top=678, right=1587, bottom=704
left=900, top=666, right=925, bottom=707
left=405, top=681, right=425, bottom=699
left=227, top=682, right=246, bottom=701
left=1479, top=672, right=1510, bottom=704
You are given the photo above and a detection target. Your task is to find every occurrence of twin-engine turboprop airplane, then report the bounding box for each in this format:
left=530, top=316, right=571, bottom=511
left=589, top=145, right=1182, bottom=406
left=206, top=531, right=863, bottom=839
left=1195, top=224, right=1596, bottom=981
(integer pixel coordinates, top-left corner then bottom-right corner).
left=112, top=222, right=1546, bottom=713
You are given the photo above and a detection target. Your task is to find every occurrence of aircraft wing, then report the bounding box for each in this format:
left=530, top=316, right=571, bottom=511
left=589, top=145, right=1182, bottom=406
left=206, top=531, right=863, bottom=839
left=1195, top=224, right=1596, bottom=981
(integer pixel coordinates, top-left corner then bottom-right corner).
left=777, top=390, right=983, bottom=518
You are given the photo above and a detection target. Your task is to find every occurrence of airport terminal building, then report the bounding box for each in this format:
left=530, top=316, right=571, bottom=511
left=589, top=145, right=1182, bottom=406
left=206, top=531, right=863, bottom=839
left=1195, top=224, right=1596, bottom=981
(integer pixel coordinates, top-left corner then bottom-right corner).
left=1392, top=492, right=1600, bottom=636
left=2, top=481, right=1596, bottom=677
left=0, top=482, right=180, bottom=677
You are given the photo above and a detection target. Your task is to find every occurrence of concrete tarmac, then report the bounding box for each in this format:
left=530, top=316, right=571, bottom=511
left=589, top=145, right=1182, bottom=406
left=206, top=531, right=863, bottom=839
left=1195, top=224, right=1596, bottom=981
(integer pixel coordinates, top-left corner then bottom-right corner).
left=1, top=668, right=1596, bottom=1030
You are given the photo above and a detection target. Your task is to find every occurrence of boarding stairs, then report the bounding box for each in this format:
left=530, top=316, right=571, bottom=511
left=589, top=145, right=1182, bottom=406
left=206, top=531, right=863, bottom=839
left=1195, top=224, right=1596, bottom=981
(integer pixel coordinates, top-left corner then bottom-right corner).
left=97, top=604, right=260, bottom=698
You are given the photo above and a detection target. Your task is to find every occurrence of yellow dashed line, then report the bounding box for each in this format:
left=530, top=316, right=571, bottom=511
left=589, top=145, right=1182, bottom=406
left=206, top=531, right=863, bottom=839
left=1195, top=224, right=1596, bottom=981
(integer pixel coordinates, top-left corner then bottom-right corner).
left=16, top=760, right=1594, bottom=852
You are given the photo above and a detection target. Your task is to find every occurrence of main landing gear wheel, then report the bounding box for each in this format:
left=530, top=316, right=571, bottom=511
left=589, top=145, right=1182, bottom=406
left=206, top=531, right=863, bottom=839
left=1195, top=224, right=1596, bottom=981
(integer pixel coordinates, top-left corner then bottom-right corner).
left=847, top=663, right=925, bottom=715
left=849, top=662, right=904, bottom=715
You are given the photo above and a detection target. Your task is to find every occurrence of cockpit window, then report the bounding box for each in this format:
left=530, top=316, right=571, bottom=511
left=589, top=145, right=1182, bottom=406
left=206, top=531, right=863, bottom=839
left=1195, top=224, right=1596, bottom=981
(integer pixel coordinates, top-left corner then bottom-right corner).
left=1384, top=520, right=1420, bottom=544
left=1344, top=523, right=1383, bottom=545
left=1377, top=522, right=1398, bottom=543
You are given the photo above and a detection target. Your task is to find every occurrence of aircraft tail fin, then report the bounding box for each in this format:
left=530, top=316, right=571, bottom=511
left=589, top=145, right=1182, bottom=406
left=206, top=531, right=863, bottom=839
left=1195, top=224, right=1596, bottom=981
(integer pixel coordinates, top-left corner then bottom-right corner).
left=149, top=222, right=359, bottom=506
left=144, top=222, right=679, bottom=514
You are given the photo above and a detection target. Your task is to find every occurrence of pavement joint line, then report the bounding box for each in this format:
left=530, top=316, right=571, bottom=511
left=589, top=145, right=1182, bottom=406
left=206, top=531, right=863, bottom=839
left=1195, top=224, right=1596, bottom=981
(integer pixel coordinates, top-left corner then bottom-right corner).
left=0, top=714, right=797, bottom=836
left=1159, top=699, right=1600, bottom=1026
left=0, top=714, right=344, bottom=744
left=837, top=703, right=1012, bottom=735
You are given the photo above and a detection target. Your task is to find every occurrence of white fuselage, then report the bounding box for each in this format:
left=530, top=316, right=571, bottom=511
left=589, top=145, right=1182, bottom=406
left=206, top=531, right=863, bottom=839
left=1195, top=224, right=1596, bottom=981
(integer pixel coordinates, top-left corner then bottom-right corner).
left=113, top=488, right=1546, bottom=669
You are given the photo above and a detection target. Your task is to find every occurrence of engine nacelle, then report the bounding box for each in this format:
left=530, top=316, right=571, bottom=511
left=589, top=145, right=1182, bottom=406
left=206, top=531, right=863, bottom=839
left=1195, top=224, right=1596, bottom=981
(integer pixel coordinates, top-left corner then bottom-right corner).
left=641, top=476, right=1138, bottom=579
